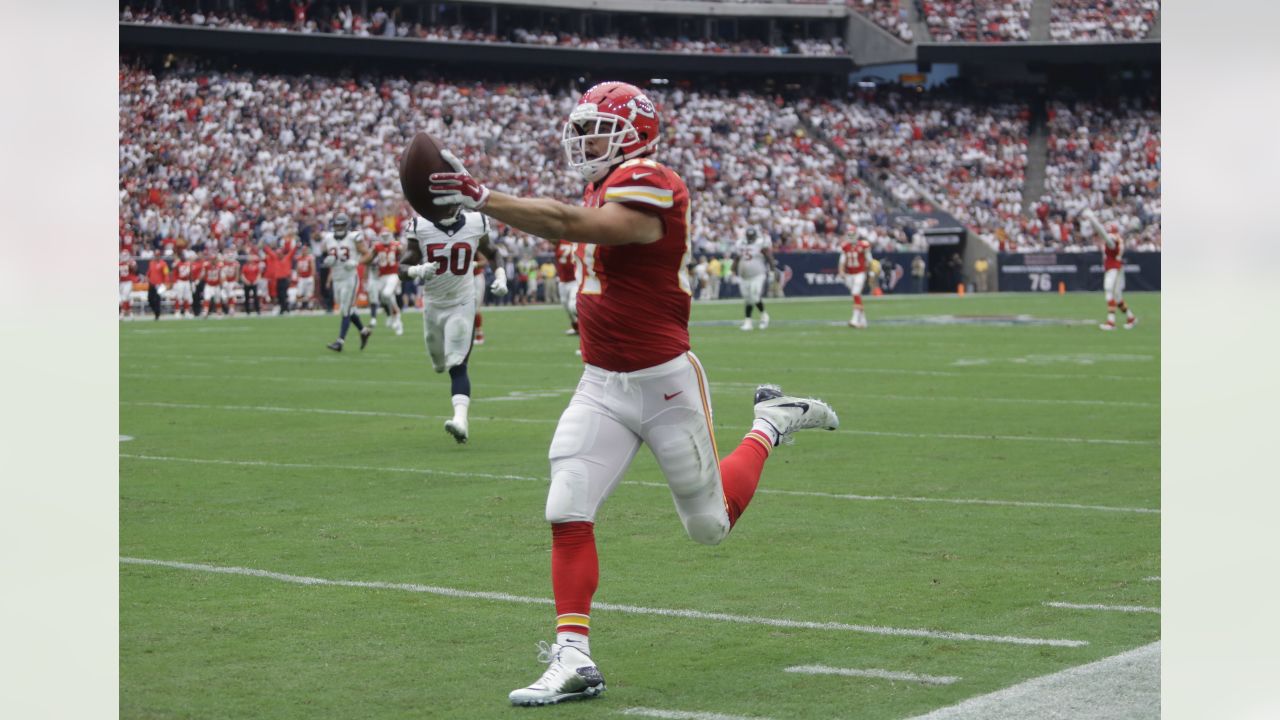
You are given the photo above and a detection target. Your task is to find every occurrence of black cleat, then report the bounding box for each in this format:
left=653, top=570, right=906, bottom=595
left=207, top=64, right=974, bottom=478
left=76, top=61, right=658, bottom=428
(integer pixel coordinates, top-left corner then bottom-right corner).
left=326, top=340, right=343, bottom=352
left=359, top=328, right=372, bottom=350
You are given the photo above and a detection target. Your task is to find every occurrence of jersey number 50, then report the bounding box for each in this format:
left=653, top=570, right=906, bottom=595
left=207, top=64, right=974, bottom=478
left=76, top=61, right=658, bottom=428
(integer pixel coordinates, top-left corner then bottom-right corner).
left=424, top=243, right=474, bottom=276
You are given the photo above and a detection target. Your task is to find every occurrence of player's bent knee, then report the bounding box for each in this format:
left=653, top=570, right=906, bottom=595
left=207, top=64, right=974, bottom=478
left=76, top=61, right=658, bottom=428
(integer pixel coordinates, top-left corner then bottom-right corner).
left=546, top=459, right=595, bottom=524
left=684, top=514, right=730, bottom=545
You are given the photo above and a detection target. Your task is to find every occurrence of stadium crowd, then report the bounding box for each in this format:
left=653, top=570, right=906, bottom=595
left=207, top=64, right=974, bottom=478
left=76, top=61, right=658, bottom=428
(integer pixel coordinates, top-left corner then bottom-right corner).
left=1048, top=0, right=1160, bottom=42
left=851, top=0, right=917, bottom=43
left=120, top=4, right=847, bottom=56
left=922, top=0, right=1032, bottom=42
left=119, top=59, right=1159, bottom=315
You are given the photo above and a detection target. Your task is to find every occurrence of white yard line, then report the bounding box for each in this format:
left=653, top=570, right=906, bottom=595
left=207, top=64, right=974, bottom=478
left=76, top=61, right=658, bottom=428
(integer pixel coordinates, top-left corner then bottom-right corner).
left=1142, top=576, right=1159, bottom=582
left=121, top=400, right=1156, bottom=446
left=119, top=557, right=1087, bottom=647
left=905, top=642, right=1160, bottom=720
left=620, top=708, right=773, bottom=720
left=784, top=665, right=959, bottom=685
left=1043, top=602, right=1160, bottom=614
left=120, top=454, right=1159, bottom=515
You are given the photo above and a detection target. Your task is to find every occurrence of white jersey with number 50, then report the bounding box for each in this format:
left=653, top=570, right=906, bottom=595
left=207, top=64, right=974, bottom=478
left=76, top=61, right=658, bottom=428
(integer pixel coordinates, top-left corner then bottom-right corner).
left=408, top=211, right=489, bottom=307
left=322, top=231, right=362, bottom=282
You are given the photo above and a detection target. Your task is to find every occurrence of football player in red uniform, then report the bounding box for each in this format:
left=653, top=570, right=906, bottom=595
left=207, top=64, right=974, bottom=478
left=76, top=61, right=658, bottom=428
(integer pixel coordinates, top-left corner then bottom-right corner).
left=1085, top=211, right=1138, bottom=330
left=427, top=81, right=840, bottom=706
left=555, top=239, right=580, bottom=337
left=837, top=236, right=873, bottom=328
left=119, top=251, right=137, bottom=319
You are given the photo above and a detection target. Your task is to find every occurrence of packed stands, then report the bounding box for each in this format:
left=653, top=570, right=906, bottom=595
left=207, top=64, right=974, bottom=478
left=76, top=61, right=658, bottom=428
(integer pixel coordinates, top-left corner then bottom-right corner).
left=921, top=0, right=1032, bottom=42
left=1048, top=0, right=1160, bottom=42
left=849, top=0, right=916, bottom=43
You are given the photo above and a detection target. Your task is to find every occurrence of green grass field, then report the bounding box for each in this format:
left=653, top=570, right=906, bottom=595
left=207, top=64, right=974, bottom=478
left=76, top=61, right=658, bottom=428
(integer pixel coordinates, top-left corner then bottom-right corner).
left=120, top=292, right=1160, bottom=720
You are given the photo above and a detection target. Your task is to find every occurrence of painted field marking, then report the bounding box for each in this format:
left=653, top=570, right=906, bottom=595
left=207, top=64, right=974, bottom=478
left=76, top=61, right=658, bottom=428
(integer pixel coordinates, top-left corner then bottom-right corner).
left=1044, top=602, right=1160, bottom=614
left=784, top=665, right=959, bottom=685
left=119, top=435, right=134, bottom=442
left=620, top=707, right=772, bottom=720
left=121, top=400, right=1156, bottom=446
left=1143, top=576, right=1160, bottom=582
left=120, top=454, right=1159, bottom=515
left=905, top=641, right=1159, bottom=720
left=119, top=557, right=1087, bottom=647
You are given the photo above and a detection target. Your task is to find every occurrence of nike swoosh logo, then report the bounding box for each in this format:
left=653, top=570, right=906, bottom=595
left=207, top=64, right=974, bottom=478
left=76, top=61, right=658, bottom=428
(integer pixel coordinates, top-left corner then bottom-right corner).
left=773, top=401, right=809, bottom=412
left=663, top=391, right=683, bottom=401
left=632, top=172, right=653, bottom=180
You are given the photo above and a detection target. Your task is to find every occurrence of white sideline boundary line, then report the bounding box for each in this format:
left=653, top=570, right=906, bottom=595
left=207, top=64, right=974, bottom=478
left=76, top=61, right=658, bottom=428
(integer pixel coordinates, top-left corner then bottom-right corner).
left=1044, top=602, right=1160, bottom=614
left=119, top=454, right=1159, bottom=515
left=121, top=400, right=1157, bottom=446
left=119, top=557, right=1087, bottom=647
left=784, top=665, right=959, bottom=685
left=620, top=708, right=772, bottom=720
left=905, top=641, right=1160, bottom=720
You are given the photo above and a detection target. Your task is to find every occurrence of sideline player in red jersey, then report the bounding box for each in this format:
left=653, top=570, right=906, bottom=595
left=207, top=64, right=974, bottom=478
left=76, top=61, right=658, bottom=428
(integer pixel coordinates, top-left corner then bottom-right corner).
left=171, top=251, right=196, bottom=317
left=119, top=251, right=137, bottom=319
left=426, top=81, right=840, bottom=706
left=202, top=250, right=225, bottom=317
left=294, top=245, right=317, bottom=311
left=554, top=239, right=579, bottom=337
left=368, top=231, right=405, bottom=335
left=219, top=251, right=240, bottom=316
left=240, top=251, right=263, bottom=315
left=145, top=254, right=170, bottom=320
left=837, top=236, right=873, bottom=328
left=1084, top=210, right=1137, bottom=330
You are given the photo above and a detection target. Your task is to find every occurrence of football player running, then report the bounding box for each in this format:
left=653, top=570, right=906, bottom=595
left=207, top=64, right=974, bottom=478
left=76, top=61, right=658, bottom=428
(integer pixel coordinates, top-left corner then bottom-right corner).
left=732, top=227, right=775, bottom=330
left=837, top=236, right=873, bottom=328
left=425, top=81, right=840, bottom=707
left=322, top=213, right=374, bottom=351
left=400, top=207, right=509, bottom=444
left=1084, top=210, right=1138, bottom=330
left=369, top=231, right=405, bottom=336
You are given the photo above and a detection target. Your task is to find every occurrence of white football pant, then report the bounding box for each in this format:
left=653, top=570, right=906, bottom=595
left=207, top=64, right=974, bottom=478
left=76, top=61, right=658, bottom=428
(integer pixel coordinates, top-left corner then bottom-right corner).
left=423, top=297, right=476, bottom=372
left=377, top=273, right=401, bottom=307
left=173, top=280, right=193, bottom=305
left=473, top=272, right=486, bottom=307
left=739, top=275, right=766, bottom=305
left=560, top=279, right=578, bottom=323
left=297, top=277, right=314, bottom=304
left=120, top=281, right=133, bottom=304
left=845, top=272, right=867, bottom=297
left=1103, top=268, right=1125, bottom=303
left=546, top=352, right=730, bottom=546
left=333, top=277, right=358, bottom=316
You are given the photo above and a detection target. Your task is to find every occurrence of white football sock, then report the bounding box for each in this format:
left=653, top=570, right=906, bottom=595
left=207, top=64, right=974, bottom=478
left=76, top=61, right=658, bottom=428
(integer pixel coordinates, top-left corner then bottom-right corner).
left=557, top=631, right=590, bottom=657
left=451, top=394, right=470, bottom=423
left=751, top=418, right=781, bottom=447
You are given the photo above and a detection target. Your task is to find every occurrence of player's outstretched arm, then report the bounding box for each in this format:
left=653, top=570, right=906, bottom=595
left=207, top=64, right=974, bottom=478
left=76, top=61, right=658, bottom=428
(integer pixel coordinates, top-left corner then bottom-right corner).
left=428, top=149, right=660, bottom=247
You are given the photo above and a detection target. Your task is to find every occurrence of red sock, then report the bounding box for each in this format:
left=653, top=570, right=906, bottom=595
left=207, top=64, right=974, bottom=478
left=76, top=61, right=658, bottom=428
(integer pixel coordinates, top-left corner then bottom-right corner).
left=551, top=521, right=597, bottom=636
left=854, top=295, right=863, bottom=309
left=719, top=433, right=772, bottom=527
left=474, top=313, right=483, bottom=330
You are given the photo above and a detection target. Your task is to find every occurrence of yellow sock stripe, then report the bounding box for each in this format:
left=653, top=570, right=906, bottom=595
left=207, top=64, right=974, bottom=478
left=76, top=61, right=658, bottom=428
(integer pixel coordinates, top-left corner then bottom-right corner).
left=557, top=614, right=590, bottom=628
left=745, top=430, right=774, bottom=453
left=685, top=353, right=720, bottom=462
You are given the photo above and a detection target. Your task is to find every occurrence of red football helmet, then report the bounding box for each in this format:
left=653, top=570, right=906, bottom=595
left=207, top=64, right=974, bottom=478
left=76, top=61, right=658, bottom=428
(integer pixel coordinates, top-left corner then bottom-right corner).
left=561, top=82, right=661, bottom=183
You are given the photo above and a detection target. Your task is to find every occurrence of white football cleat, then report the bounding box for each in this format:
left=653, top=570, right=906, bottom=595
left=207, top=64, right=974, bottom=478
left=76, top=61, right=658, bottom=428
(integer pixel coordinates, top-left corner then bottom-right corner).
left=1124, top=317, right=1138, bottom=330
left=444, top=418, right=469, bottom=444
left=394, top=316, right=404, bottom=336
left=753, top=385, right=839, bottom=445
left=369, top=317, right=377, bottom=328
left=759, top=312, right=770, bottom=329
left=1099, top=321, right=1116, bottom=331
left=740, top=318, right=753, bottom=331
left=509, top=642, right=605, bottom=707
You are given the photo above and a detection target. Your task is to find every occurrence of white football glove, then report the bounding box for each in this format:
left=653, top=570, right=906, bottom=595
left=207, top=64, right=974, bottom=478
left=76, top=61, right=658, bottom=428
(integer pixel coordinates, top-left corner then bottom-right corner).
left=489, top=266, right=509, bottom=297
left=429, top=149, right=491, bottom=211
left=406, top=261, right=440, bottom=281
left=322, top=254, right=336, bottom=268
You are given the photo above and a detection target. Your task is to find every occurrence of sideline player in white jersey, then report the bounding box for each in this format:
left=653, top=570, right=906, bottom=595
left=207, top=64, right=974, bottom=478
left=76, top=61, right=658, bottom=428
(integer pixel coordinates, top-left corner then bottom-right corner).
left=732, top=227, right=775, bottom=330
left=401, top=207, right=509, bottom=443
left=1084, top=210, right=1138, bottom=330
left=322, top=213, right=374, bottom=352
left=838, top=236, right=873, bottom=328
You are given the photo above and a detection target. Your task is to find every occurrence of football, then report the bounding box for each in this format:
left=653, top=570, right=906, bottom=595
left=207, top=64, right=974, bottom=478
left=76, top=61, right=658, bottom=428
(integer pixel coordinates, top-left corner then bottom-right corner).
left=399, top=131, right=456, bottom=222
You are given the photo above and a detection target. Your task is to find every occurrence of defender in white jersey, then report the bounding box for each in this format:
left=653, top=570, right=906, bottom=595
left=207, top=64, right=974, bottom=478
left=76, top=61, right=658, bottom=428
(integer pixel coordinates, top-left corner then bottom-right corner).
left=732, top=228, right=776, bottom=330
left=322, top=213, right=374, bottom=352
left=402, top=208, right=509, bottom=444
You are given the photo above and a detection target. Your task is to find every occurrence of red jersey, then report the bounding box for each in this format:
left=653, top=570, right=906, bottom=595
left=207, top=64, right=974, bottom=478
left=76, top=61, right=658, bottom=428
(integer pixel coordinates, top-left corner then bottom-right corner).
left=372, top=241, right=400, bottom=277
left=220, top=261, right=240, bottom=283
left=555, top=240, right=577, bottom=283
left=174, top=260, right=194, bottom=282
left=242, top=258, right=262, bottom=283
left=295, top=255, right=315, bottom=278
left=575, top=158, right=692, bottom=372
left=841, top=242, right=871, bottom=274
left=1103, top=237, right=1124, bottom=271
left=146, top=259, right=169, bottom=286
left=119, top=260, right=136, bottom=282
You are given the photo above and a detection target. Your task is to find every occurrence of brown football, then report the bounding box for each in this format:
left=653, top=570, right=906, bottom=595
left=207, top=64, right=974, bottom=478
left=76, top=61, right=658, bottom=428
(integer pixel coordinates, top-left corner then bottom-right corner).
left=399, top=131, right=456, bottom=222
